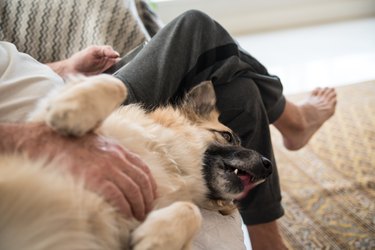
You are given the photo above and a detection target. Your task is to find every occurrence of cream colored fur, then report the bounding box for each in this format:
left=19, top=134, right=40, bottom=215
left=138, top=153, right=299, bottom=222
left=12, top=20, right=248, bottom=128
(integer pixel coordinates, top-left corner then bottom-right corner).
left=0, top=75, right=235, bottom=249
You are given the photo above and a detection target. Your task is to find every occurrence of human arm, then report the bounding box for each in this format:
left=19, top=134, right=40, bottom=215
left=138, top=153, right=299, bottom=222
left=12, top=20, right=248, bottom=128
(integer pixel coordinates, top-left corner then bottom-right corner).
left=47, top=45, right=120, bottom=77
left=0, top=122, right=157, bottom=221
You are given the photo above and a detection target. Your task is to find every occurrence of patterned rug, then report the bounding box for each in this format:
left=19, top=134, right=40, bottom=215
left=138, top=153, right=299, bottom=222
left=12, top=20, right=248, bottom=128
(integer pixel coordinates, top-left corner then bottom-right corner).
left=271, top=81, right=375, bottom=249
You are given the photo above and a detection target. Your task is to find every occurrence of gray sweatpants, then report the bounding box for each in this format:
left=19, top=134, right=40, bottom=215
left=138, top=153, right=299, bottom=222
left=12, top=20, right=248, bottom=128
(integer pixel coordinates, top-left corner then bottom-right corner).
left=114, top=10, right=285, bottom=225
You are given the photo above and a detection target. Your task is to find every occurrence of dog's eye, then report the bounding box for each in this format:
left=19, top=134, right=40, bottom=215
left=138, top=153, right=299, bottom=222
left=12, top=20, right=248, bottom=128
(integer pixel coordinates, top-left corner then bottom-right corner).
left=220, top=131, right=233, bottom=143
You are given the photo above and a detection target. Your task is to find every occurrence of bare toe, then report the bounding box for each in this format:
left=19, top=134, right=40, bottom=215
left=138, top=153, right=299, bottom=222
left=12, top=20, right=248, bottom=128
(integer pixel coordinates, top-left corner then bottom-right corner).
left=311, top=88, right=321, bottom=96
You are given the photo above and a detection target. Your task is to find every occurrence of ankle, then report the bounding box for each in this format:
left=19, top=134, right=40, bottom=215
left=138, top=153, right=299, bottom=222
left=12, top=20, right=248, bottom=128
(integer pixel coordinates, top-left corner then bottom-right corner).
left=273, top=102, right=313, bottom=151
left=274, top=102, right=307, bottom=134
left=288, top=106, right=308, bottom=132
left=295, top=103, right=316, bottom=131
left=248, top=221, right=288, bottom=250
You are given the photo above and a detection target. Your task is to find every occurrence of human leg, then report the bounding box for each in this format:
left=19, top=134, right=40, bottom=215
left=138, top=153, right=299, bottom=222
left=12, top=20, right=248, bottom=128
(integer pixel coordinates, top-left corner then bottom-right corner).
left=245, top=88, right=337, bottom=249
left=114, top=10, right=283, bottom=109
left=114, top=10, right=287, bottom=249
left=247, top=221, right=288, bottom=250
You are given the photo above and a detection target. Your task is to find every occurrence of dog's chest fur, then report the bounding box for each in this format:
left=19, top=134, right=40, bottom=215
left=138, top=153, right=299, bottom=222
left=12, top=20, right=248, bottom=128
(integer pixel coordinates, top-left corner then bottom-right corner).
left=100, top=105, right=209, bottom=209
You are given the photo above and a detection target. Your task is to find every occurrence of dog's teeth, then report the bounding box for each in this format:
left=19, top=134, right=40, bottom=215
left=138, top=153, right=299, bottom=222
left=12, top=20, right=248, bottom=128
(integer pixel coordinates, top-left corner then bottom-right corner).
left=234, top=169, right=238, bottom=175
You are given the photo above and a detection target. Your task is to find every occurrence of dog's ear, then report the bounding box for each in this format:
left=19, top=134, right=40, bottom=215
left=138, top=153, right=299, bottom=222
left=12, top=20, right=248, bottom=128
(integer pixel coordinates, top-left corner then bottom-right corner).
left=182, top=81, right=217, bottom=119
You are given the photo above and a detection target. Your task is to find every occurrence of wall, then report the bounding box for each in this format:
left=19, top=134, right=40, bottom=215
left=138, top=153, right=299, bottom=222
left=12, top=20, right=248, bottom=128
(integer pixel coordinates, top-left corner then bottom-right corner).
left=154, top=0, right=375, bottom=35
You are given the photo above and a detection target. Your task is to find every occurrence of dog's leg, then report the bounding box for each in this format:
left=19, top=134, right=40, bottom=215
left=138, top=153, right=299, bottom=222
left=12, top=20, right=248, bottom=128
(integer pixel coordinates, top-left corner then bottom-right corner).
left=32, top=75, right=127, bottom=136
left=131, top=201, right=202, bottom=250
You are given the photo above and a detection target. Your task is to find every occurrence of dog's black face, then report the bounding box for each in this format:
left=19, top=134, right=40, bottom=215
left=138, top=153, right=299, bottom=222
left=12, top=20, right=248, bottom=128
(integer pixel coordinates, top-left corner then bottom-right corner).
left=180, top=80, right=272, bottom=202
left=203, top=143, right=272, bottom=201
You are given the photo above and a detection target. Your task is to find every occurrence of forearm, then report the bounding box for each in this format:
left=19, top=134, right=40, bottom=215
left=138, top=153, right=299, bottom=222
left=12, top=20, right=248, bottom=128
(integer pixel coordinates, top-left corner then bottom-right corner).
left=47, top=60, right=71, bottom=77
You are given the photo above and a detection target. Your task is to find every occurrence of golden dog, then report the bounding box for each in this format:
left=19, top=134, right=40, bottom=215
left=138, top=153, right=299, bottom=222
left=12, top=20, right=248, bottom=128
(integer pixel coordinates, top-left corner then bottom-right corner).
left=0, top=75, right=272, bottom=250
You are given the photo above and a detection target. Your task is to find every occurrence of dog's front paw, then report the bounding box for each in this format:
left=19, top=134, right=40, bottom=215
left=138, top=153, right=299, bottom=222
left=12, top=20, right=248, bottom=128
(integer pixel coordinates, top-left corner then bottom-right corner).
left=46, top=75, right=127, bottom=136
left=131, top=202, right=201, bottom=250
left=46, top=97, right=97, bottom=136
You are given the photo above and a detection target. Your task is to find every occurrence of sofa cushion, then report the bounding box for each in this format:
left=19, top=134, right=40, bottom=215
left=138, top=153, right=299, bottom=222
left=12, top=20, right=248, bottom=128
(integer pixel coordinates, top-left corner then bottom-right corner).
left=0, top=0, right=150, bottom=62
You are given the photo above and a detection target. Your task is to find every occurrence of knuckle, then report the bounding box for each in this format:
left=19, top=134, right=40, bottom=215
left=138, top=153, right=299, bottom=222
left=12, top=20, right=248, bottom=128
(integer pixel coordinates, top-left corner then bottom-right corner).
left=87, top=45, right=98, bottom=52
left=141, top=164, right=151, bottom=174
left=126, top=182, right=142, bottom=199
left=103, top=183, right=117, bottom=195
left=104, top=45, right=113, bottom=50
left=81, top=169, right=103, bottom=186
left=130, top=170, right=152, bottom=190
left=133, top=170, right=148, bottom=182
left=87, top=168, right=102, bottom=179
left=101, top=182, right=122, bottom=200
left=126, top=181, right=139, bottom=193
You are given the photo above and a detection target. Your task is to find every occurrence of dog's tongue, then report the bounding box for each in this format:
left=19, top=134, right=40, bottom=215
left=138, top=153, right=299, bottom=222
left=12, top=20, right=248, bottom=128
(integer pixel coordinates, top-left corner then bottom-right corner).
left=239, top=174, right=250, bottom=185
left=235, top=174, right=258, bottom=200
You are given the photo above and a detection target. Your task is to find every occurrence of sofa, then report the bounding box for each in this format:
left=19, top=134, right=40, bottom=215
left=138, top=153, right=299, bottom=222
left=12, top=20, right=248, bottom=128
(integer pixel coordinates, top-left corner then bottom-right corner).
left=0, top=0, right=248, bottom=249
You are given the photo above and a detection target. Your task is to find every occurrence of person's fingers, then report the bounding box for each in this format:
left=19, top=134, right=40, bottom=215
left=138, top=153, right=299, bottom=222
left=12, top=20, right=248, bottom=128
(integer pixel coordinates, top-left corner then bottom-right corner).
left=83, top=137, right=155, bottom=220
left=77, top=164, right=135, bottom=218
left=118, top=146, right=157, bottom=196
left=100, top=57, right=119, bottom=72
left=113, top=145, right=156, bottom=213
left=72, top=154, right=146, bottom=220
left=110, top=167, right=146, bottom=221
left=119, top=166, right=154, bottom=214
left=99, top=181, right=133, bottom=218
left=98, top=45, right=120, bottom=58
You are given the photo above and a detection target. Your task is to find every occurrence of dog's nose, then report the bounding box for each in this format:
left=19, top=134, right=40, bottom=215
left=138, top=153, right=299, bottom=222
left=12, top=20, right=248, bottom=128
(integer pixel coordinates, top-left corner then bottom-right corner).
left=261, top=156, right=273, bottom=176
left=261, top=157, right=272, bottom=169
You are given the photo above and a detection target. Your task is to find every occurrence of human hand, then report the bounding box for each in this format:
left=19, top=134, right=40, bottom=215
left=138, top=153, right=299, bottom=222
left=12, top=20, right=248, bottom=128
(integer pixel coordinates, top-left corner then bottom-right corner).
left=48, top=45, right=120, bottom=76
left=9, top=123, right=157, bottom=221
left=67, top=45, right=120, bottom=75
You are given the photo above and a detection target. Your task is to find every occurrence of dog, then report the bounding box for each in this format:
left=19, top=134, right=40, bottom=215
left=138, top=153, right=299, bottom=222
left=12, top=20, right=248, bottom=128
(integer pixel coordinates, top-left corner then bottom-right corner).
left=0, top=75, right=272, bottom=250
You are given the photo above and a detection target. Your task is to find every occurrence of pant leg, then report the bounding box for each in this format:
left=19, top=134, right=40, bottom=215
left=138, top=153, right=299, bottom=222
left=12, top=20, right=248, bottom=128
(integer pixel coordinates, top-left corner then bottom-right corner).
left=114, top=10, right=285, bottom=224
left=115, top=10, right=283, bottom=111
left=214, top=77, right=284, bottom=224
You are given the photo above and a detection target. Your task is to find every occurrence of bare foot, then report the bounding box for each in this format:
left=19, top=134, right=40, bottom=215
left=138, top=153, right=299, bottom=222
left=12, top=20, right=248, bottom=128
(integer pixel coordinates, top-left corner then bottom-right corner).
left=274, top=87, right=337, bottom=151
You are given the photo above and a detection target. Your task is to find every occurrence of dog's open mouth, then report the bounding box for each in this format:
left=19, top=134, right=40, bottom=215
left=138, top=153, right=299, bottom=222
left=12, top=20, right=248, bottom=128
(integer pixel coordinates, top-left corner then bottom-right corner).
left=203, top=144, right=272, bottom=202
left=224, top=164, right=266, bottom=200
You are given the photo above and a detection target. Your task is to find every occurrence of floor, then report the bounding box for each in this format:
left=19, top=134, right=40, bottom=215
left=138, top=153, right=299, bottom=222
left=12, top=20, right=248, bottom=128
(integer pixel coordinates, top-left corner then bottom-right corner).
left=235, top=17, right=375, bottom=250
left=235, top=17, right=375, bottom=95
